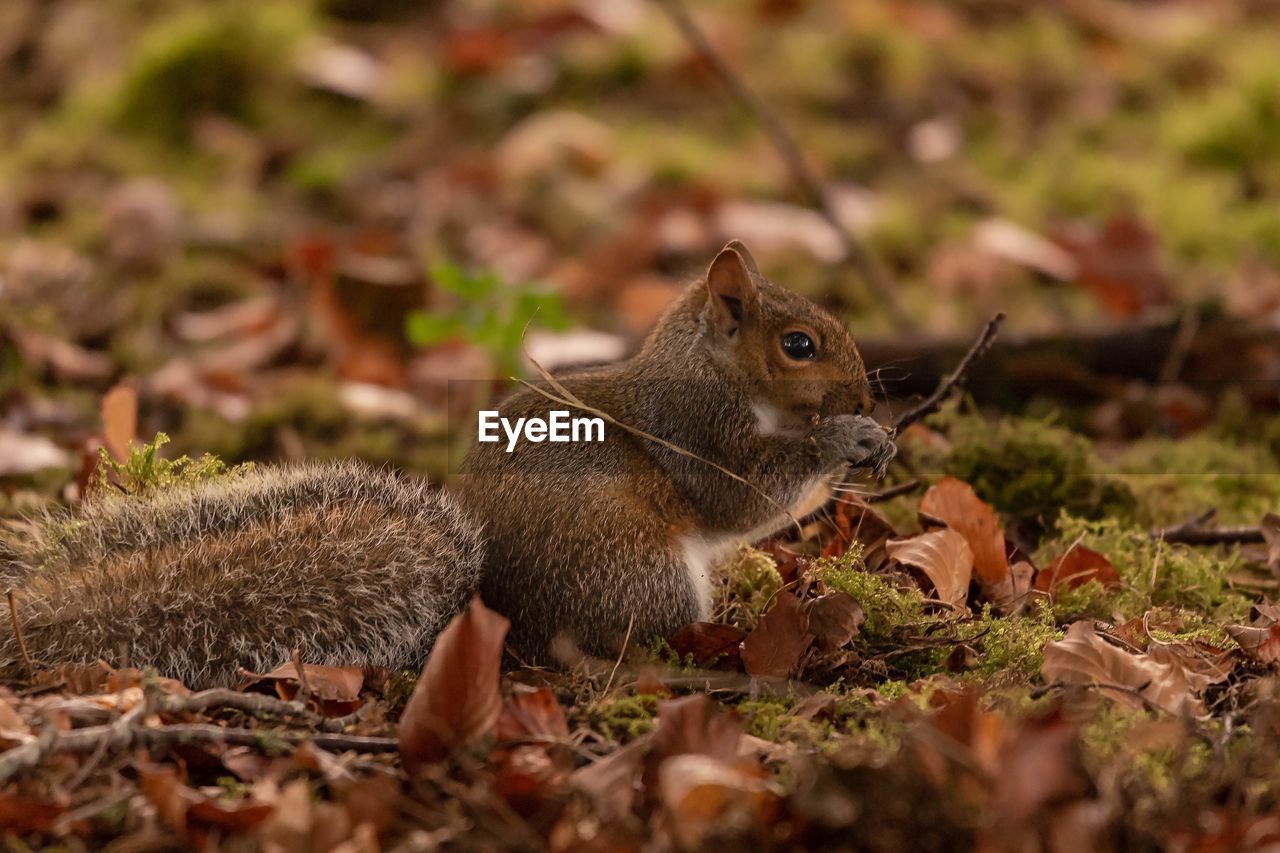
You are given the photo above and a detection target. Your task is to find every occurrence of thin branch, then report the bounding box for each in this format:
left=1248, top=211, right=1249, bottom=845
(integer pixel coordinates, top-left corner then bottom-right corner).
left=0, top=713, right=397, bottom=785
left=7, top=590, right=33, bottom=680
left=866, top=479, right=922, bottom=503
left=1153, top=524, right=1264, bottom=546
left=651, top=0, right=912, bottom=331
left=891, top=313, right=1005, bottom=433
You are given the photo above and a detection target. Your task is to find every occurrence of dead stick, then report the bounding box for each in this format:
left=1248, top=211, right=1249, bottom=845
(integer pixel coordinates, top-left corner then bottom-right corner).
left=0, top=718, right=397, bottom=785
left=867, top=479, right=923, bottom=503
left=1152, top=525, right=1264, bottom=546
left=891, top=313, right=1005, bottom=433
left=7, top=590, right=33, bottom=679
left=651, top=0, right=912, bottom=331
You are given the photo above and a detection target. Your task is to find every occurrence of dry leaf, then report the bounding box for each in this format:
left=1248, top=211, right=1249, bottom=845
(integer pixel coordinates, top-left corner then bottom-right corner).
left=658, top=753, right=776, bottom=850
left=239, top=662, right=366, bottom=717
left=1226, top=624, right=1280, bottom=665
left=919, top=477, right=1009, bottom=586
left=741, top=591, right=813, bottom=679
left=651, top=694, right=743, bottom=764
left=1041, top=621, right=1198, bottom=714
left=495, top=686, right=570, bottom=742
left=1146, top=642, right=1235, bottom=692
left=805, top=592, right=866, bottom=651
left=399, top=596, right=510, bottom=773
left=667, top=622, right=747, bottom=669
left=887, top=528, right=974, bottom=607
left=100, top=383, right=137, bottom=463
left=1034, top=546, right=1122, bottom=592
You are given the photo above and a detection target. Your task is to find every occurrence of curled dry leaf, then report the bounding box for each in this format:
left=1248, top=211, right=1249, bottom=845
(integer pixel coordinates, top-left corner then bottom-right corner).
left=399, top=596, right=510, bottom=774
left=920, top=477, right=1009, bottom=586
left=239, top=662, right=367, bottom=717
left=667, top=622, right=747, bottom=669
left=805, top=592, right=866, bottom=651
left=1146, top=642, right=1235, bottom=692
left=495, top=686, right=570, bottom=741
left=1041, top=621, right=1200, bottom=714
left=1226, top=624, right=1280, bottom=665
left=741, top=590, right=813, bottom=679
left=658, top=753, right=777, bottom=850
left=887, top=528, right=974, bottom=608
left=1034, top=546, right=1122, bottom=593
left=651, top=694, right=744, bottom=765
left=100, top=383, right=137, bottom=463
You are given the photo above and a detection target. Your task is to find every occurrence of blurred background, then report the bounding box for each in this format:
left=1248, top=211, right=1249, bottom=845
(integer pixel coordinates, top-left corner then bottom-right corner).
left=1, top=0, right=1279, bottom=491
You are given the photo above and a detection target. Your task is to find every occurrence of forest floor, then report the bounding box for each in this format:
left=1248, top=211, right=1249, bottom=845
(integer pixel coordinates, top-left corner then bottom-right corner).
left=3, top=0, right=1280, bottom=849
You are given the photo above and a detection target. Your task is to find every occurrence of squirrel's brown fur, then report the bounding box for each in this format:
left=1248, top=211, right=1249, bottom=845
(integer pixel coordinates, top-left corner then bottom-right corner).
left=0, top=241, right=892, bottom=686
left=1, top=461, right=482, bottom=688
left=460, top=242, right=892, bottom=661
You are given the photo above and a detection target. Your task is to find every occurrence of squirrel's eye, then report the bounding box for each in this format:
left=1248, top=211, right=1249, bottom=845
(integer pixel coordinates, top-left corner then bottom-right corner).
left=780, top=331, right=816, bottom=360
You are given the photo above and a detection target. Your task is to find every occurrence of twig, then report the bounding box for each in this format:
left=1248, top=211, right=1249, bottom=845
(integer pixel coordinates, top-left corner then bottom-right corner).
left=1152, top=524, right=1264, bottom=546
left=292, top=648, right=313, bottom=707
left=0, top=716, right=398, bottom=785
left=891, top=313, right=1006, bottom=433
left=866, top=479, right=922, bottom=503
left=7, top=590, right=33, bottom=680
left=1159, top=307, right=1200, bottom=384
left=651, top=0, right=912, bottom=331
left=602, top=613, right=636, bottom=697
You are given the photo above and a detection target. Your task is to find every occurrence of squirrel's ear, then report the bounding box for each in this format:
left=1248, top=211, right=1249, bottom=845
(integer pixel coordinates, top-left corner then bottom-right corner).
left=706, top=243, right=758, bottom=336
left=724, top=240, right=760, bottom=275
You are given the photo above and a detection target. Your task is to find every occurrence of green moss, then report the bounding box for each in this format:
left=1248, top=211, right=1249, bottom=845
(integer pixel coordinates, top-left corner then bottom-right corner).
left=1047, top=515, right=1252, bottom=623
left=115, top=8, right=301, bottom=142
left=97, top=432, right=250, bottom=498
left=966, top=603, right=1064, bottom=682
left=587, top=694, right=661, bottom=742
left=738, top=698, right=794, bottom=741
left=724, top=547, right=784, bottom=617
left=810, top=547, right=923, bottom=637
left=929, top=412, right=1136, bottom=542
left=1114, top=433, right=1280, bottom=527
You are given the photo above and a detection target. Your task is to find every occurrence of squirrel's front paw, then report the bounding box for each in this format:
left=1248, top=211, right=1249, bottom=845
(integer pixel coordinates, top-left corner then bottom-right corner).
left=814, top=415, right=896, bottom=477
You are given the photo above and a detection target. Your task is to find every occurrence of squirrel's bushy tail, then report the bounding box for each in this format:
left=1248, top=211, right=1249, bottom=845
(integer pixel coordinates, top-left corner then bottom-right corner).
left=0, top=461, right=484, bottom=689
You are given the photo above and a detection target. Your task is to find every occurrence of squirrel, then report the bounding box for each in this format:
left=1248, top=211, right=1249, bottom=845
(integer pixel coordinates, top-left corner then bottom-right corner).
left=0, top=242, right=893, bottom=688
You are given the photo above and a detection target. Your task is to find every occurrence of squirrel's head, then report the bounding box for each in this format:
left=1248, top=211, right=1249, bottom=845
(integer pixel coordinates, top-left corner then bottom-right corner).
left=698, top=240, right=873, bottom=422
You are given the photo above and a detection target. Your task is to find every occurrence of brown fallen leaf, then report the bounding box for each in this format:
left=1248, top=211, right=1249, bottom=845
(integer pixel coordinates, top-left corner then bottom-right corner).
left=741, top=591, right=813, bottom=678
left=0, top=792, right=66, bottom=835
left=1226, top=624, right=1280, bottom=665
left=786, top=691, right=838, bottom=722
left=667, top=622, right=747, bottom=670
left=920, top=477, right=1009, bottom=586
left=658, top=753, right=777, bottom=850
left=239, top=662, right=367, bottom=717
left=1034, top=546, right=1122, bottom=592
left=1041, top=621, right=1198, bottom=714
left=138, top=760, right=274, bottom=840
left=804, top=592, right=866, bottom=651
left=887, top=528, right=974, bottom=608
left=496, top=686, right=570, bottom=741
left=651, top=694, right=744, bottom=765
left=399, top=596, right=510, bottom=773
left=1146, top=642, right=1235, bottom=692
left=100, top=382, right=137, bottom=464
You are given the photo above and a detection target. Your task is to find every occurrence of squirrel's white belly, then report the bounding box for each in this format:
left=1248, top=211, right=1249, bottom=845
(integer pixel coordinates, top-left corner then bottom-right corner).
left=676, top=533, right=740, bottom=619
